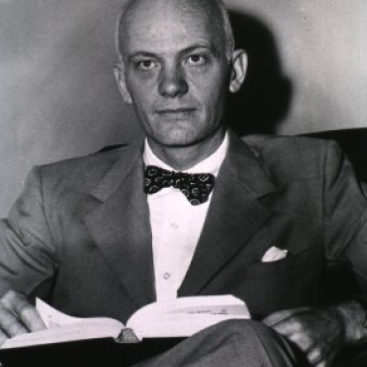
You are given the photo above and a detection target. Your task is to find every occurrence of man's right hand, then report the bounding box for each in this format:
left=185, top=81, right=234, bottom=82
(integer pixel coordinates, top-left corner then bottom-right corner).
left=0, top=290, right=46, bottom=346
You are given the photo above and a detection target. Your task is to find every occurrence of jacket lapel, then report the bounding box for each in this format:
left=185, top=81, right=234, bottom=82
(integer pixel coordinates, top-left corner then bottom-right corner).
left=82, top=133, right=276, bottom=304
left=179, top=132, right=276, bottom=296
left=83, top=143, right=155, bottom=308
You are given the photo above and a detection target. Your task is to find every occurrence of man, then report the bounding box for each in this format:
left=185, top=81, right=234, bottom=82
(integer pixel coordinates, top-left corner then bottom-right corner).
left=0, top=0, right=367, bottom=366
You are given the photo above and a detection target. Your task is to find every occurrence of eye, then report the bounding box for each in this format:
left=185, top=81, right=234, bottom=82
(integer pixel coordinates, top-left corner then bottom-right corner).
left=185, top=54, right=207, bottom=66
left=136, top=59, right=158, bottom=71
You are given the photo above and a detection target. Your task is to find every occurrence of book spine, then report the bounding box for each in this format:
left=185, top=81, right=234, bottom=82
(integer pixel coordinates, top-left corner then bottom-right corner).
left=115, top=328, right=140, bottom=344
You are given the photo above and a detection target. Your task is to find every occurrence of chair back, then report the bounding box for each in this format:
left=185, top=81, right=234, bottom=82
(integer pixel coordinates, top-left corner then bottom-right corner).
left=304, top=128, right=367, bottom=183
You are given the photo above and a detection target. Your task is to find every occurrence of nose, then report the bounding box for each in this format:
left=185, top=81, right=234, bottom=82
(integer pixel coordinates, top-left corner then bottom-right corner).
left=158, top=65, right=188, bottom=98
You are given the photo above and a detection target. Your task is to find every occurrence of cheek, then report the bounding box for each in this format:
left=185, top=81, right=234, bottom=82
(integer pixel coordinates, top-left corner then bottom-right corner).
left=193, top=83, right=228, bottom=121
left=189, top=69, right=229, bottom=104
left=130, top=85, right=151, bottom=104
left=126, top=73, right=157, bottom=103
left=130, top=88, right=155, bottom=119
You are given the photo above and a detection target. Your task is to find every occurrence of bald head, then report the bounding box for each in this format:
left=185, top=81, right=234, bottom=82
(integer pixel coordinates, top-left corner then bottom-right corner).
left=116, top=0, right=234, bottom=61
left=113, top=0, right=248, bottom=168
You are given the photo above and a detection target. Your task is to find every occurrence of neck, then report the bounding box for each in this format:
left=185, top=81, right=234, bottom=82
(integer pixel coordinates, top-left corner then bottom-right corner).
left=148, top=129, right=226, bottom=170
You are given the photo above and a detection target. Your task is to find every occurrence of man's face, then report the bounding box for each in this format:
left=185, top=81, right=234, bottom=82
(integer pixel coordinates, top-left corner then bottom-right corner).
left=117, top=0, right=232, bottom=148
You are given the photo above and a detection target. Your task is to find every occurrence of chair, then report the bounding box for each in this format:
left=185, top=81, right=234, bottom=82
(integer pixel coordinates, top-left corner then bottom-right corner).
left=304, top=128, right=367, bottom=366
left=304, top=128, right=367, bottom=183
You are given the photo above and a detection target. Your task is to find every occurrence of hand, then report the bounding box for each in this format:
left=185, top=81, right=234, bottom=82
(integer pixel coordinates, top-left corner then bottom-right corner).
left=263, top=306, right=345, bottom=367
left=0, top=290, right=46, bottom=346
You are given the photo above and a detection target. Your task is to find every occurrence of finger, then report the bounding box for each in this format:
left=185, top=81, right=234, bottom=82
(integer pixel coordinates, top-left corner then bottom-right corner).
left=308, top=343, right=335, bottom=367
left=307, top=346, right=324, bottom=366
left=267, top=317, right=305, bottom=337
left=0, top=328, right=9, bottom=347
left=0, top=303, right=28, bottom=337
left=263, top=310, right=295, bottom=326
left=263, top=307, right=311, bottom=327
left=287, top=330, right=314, bottom=352
left=1, top=290, right=45, bottom=332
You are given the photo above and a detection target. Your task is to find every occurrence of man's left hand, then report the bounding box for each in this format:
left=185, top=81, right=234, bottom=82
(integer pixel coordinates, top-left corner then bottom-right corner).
left=263, top=306, right=345, bottom=367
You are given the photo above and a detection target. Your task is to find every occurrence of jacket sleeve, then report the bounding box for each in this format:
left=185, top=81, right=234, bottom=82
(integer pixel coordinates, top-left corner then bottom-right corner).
left=0, top=167, right=58, bottom=298
left=323, top=141, right=367, bottom=296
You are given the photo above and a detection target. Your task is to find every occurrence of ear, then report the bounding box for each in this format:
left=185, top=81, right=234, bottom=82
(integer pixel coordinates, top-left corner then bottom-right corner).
left=229, top=49, right=248, bottom=94
left=114, top=62, right=133, bottom=104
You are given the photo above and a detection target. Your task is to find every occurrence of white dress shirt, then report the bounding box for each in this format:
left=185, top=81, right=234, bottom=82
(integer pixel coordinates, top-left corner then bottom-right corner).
left=143, top=132, right=229, bottom=301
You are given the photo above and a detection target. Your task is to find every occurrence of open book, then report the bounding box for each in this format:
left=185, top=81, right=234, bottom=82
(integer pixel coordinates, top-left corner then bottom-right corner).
left=1, top=295, right=250, bottom=350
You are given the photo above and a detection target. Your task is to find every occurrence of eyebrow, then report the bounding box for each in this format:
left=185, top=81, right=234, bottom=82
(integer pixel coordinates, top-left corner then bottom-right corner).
left=127, top=43, right=218, bottom=61
left=179, top=44, right=216, bottom=56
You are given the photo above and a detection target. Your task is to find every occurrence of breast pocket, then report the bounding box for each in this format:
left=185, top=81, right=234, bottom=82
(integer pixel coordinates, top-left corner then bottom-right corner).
left=243, top=246, right=319, bottom=279
left=239, top=245, right=326, bottom=318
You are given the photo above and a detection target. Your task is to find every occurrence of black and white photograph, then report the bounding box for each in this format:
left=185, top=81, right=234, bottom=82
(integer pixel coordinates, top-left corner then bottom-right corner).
left=0, top=0, right=366, bottom=366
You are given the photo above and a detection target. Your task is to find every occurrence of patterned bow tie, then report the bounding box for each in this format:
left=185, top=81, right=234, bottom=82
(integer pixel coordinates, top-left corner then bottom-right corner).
left=144, top=165, right=215, bottom=205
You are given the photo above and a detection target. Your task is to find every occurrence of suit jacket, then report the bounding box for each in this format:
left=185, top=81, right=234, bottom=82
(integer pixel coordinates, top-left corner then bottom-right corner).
left=0, top=132, right=366, bottom=322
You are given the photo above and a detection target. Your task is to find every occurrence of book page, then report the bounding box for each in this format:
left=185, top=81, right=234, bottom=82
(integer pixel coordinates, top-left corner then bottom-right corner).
left=1, top=318, right=124, bottom=349
left=127, top=295, right=250, bottom=339
left=1, top=295, right=250, bottom=348
left=128, top=295, right=249, bottom=320
left=36, top=298, right=85, bottom=328
left=1, top=299, right=125, bottom=349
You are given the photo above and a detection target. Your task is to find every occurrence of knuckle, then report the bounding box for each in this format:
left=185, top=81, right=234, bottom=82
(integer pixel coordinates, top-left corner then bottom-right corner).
left=1, top=289, right=22, bottom=308
left=0, top=311, right=19, bottom=329
left=19, top=305, right=34, bottom=320
left=0, top=298, right=30, bottom=336
left=289, top=333, right=311, bottom=351
left=314, top=360, right=327, bottom=367
left=292, top=318, right=303, bottom=331
left=3, top=291, right=32, bottom=318
left=7, top=323, right=26, bottom=337
left=3, top=289, right=17, bottom=301
left=0, top=309, right=27, bottom=336
left=303, top=335, right=314, bottom=349
left=0, top=308, right=13, bottom=328
left=312, top=346, right=322, bottom=358
left=308, top=346, right=326, bottom=366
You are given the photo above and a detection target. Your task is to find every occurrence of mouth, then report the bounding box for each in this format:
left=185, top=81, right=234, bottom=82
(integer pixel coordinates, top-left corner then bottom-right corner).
left=155, top=107, right=197, bottom=116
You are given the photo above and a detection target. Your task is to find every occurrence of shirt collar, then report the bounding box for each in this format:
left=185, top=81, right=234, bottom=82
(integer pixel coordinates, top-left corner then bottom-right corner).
left=143, top=131, right=229, bottom=177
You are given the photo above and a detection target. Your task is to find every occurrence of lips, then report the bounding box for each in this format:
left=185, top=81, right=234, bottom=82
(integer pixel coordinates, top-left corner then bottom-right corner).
left=155, top=107, right=196, bottom=115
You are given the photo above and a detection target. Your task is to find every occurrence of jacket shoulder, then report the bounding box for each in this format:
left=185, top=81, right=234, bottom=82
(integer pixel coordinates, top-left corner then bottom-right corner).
left=242, top=134, right=341, bottom=182
left=35, top=143, right=138, bottom=189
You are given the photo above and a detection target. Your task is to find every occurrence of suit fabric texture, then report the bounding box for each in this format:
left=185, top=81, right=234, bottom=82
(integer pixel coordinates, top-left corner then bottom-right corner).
left=0, top=132, right=366, bottom=324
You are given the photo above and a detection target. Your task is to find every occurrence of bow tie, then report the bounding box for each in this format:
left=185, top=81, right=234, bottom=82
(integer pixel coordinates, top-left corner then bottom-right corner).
left=144, top=165, right=215, bottom=205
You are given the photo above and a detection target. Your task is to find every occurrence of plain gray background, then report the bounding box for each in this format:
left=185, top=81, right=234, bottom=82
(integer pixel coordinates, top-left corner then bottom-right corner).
left=0, top=0, right=366, bottom=216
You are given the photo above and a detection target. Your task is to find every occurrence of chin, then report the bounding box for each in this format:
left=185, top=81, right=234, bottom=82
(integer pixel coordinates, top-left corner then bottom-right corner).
left=151, top=125, right=200, bottom=147
left=146, top=117, right=222, bottom=148
left=154, top=135, right=198, bottom=148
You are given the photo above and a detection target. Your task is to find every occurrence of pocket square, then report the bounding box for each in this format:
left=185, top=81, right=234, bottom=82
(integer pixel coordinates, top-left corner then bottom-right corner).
left=261, top=246, right=288, bottom=263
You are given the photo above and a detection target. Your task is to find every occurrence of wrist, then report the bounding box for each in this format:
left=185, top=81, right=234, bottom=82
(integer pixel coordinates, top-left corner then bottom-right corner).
left=334, top=300, right=367, bottom=344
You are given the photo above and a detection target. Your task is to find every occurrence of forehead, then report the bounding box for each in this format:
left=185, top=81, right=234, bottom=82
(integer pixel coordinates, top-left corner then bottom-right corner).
left=120, top=0, right=225, bottom=56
